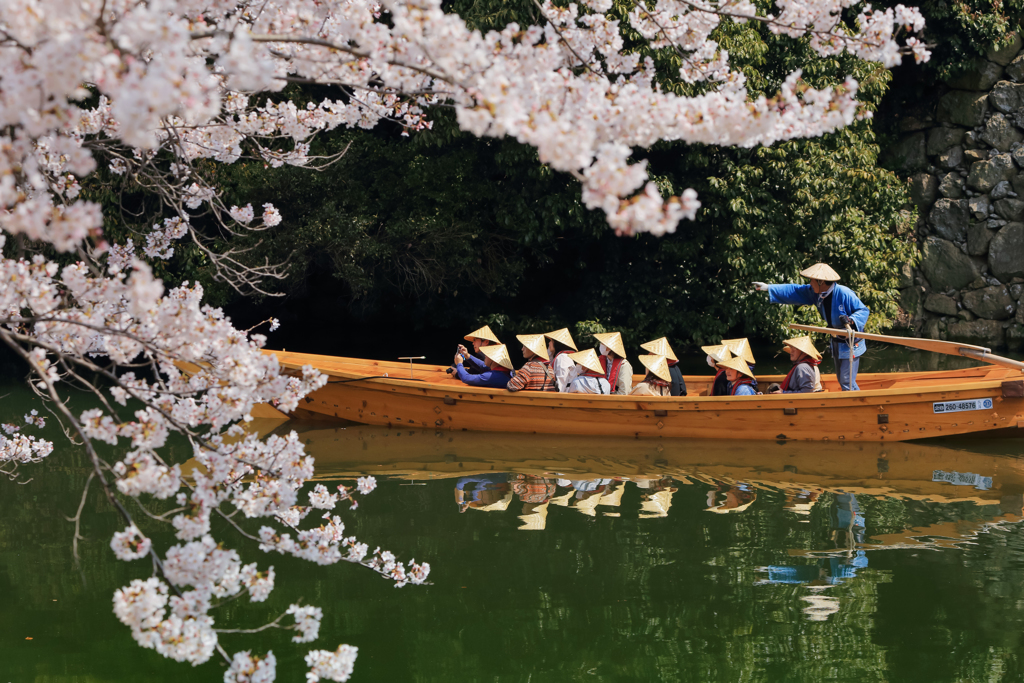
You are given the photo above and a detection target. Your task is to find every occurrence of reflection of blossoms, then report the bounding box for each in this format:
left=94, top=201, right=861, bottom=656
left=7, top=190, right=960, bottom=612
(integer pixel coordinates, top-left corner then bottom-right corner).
left=305, top=645, right=359, bottom=683
left=357, top=476, right=377, bottom=495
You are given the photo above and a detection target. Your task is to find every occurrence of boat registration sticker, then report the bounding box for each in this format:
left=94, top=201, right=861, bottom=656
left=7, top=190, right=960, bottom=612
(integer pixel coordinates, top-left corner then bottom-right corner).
left=932, top=398, right=993, bottom=414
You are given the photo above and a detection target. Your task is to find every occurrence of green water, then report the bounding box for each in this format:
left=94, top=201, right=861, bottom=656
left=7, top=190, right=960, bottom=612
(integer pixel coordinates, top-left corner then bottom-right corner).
left=3, top=348, right=1024, bottom=682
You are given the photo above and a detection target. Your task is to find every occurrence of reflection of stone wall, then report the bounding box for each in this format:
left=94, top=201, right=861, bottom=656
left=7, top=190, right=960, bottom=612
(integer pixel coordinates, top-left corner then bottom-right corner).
left=895, top=36, right=1024, bottom=351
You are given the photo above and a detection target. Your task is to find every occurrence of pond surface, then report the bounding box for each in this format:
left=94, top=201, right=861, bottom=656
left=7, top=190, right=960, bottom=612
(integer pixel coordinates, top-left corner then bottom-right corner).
left=3, top=349, right=1024, bottom=682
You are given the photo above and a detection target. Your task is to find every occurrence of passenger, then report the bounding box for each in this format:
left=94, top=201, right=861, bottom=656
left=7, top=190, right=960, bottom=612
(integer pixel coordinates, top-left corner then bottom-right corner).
left=507, top=334, right=557, bottom=392
left=592, top=332, right=633, bottom=395
left=721, top=337, right=758, bottom=391
left=701, top=344, right=733, bottom=396
left=457, top=325, right=501, bottom=375
left=543, top=328, right=579, bottom=392
left=752, top=263, right=870, bottom=391
left=640, top=337, right=687, bottom=396
left=454, top=474, right=511, bottom=513
left=767, top=336, right=823, bottom=394
left=452, top=343, right=514, bottom=388
left=718, top=355, right=758, bottom=396
left=630, top=354, right=672, bottom=396
left=565, top=348, right=611, bottom=394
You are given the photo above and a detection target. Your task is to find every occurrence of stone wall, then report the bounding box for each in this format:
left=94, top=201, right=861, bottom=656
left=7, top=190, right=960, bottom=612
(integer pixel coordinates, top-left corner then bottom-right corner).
left=894, top=36, right=1024, bottom=351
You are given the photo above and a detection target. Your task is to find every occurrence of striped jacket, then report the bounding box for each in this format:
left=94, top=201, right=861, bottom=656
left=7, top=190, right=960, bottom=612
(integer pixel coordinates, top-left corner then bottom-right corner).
left=507, top=360, right=557, bottom=392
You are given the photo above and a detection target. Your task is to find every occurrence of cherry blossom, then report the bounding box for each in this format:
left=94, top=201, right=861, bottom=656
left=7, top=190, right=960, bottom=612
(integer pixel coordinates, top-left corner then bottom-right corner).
left=0, top=0, right=927, bottom=678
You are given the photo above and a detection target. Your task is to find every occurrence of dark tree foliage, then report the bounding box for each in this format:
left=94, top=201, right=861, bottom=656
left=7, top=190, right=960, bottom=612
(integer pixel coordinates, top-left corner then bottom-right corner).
left=109, top=0, right=919, bottom=357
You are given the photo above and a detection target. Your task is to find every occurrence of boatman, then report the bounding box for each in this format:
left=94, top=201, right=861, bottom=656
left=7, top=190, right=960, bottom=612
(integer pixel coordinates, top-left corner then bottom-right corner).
left=752, top=263, right=870, bottom=391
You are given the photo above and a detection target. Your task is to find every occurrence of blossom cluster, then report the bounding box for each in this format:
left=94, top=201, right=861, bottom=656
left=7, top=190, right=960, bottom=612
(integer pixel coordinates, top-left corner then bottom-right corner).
left=0, top=0, right=926, bottom=678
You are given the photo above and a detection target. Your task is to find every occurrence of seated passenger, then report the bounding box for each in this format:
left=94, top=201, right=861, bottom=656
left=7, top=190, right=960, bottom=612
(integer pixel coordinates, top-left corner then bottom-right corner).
left=767, top=336, right=823, bottom=394
left=701, top=344, right=734, bottom=396
left=721, top=337, right=758, bottom=391
left=452, top=343, right=513, bottom=388
left=457, top=325, right=501, bottom=375
left=543, top=328, right=579, bottom=392
left=640, top=337, right=687, bottom=396
left=718, top=356, right=758, bottom=396
left=507, top=334, right=557, bottom=392
left=631, top=354, right=672, bottom=396
left=593, top=331, right=633, bottom=395
left=565, top=348, right=611, bottom=394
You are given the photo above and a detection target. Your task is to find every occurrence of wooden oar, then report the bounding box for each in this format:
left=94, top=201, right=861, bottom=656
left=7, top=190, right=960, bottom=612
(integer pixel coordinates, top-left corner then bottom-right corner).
left=789, top=324, right=1024, bottom=373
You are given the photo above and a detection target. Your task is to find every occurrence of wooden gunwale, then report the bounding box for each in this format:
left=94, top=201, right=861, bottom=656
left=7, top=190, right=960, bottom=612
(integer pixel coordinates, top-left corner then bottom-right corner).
left=266, top=351, right=1024, bottom=442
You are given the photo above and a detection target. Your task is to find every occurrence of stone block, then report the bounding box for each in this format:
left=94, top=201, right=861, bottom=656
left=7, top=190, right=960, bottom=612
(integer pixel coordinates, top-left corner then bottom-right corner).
left=901, top=286, right=923, bottom=321
left=990, top=80, right=1024, bottom=113
left=909, top=173, right=939, bottom=210
left=1007, top=324, right=1024, bottom=351
left=968, top=154, right=1016, bottom=192
left=1008, top=53, right=1024, bottom=82
left=923, top=317, right=941, bottom=339
left=938, top=146, right=964, bottom=170
left=969, top=196, right=991, bottom=219
left=938, top=91, right=990, bottom=127
left=1011, top=283, right=1023, bottom=301
left=980, top=113, right=1024, bottom=152
left=921, top=236, right=982, bottom=291
left=992, top=181, right=1013, bottom=200
left=962, top=285, right=1016, bottom=319
left=995, top=197, right=1024, bottom=221
left=924, top=293, right=959, bottom=315
left=989, top=222, right=1024, bottom=281
left=898, top=262, right=915, bottom=289
left=927, top=127, right=967, bottom=155
left=947, top=319, right=1006, bottom=347
left=946, top=61, right=1005, bottom=91
left=967, top=222, right=995, bottom=255
left=959, top=309, right=977, bottom=321
left=987, top=34, right=1023, bottom=66
left=964, top=149, right=988, bottom=164
left=885, top=132, right=928, bottom=171
left=938, top=173, right=964, bottom=199
left=1013, top=174, right=1024, bottom=196
left=929, top=198, right=969, bottom=240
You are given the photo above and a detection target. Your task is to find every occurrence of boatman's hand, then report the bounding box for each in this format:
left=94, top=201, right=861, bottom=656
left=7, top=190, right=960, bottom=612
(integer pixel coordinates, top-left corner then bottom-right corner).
left=838, top=315, right=852, bottom=328
left=751, top=282, right=769, bottom=292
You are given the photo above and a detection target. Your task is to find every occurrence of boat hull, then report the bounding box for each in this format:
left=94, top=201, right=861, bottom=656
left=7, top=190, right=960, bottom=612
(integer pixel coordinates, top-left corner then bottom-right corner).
left=267, top=352, right=1024, bottom=442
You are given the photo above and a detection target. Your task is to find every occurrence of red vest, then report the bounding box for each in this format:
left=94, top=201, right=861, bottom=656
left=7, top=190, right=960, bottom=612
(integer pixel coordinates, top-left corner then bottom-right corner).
left=780, top=358, right=821, bottom=391
left=584, top=355, right=623, bottom=389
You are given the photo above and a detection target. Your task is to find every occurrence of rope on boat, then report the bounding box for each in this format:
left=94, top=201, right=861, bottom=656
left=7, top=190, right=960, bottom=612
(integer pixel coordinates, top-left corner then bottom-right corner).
left=326, top=375, right=426, bottom=383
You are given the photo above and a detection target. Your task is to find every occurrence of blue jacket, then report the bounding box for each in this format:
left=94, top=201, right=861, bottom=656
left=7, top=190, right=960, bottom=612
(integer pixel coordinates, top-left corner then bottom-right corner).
left=731, top=382, right=757, bottom=396
left=768, top=283, right=870, bottom=359
left=454, top=363, right=512, bottom=388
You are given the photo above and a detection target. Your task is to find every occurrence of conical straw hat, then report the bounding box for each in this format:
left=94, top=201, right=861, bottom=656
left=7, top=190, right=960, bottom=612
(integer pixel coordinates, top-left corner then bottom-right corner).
left=464, top=325, right=500, bottom=343
left=593, top=331, right=627, bottom=359
left=638, top=354, right=671, bottom=382
left=799, top=263, right=841, bottom=282
left=516, top=334, right=549, bottom=361
left=543, top=327, right=578, bottom=351
left=782, top=335, right=822, bottom=361
left=718, top=355, right=755, bottom=380
left=568, top=348, right=605, bottom=375
left=640, top=337, right=678, bottom=362
left=721, top=338, right=756, bottom=365
left=701, top=344, right=733, bottom=364
left=480, top=343, right=514, bottom=370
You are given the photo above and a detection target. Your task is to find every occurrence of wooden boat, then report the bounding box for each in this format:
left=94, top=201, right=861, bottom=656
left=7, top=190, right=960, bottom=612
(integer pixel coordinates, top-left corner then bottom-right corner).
left=258, top=350, right=1024, bottom=442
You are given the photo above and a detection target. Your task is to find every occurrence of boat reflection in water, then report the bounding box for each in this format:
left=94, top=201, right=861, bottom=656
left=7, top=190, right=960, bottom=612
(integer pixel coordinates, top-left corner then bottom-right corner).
left=248, top=418, right=1024, bottom=621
